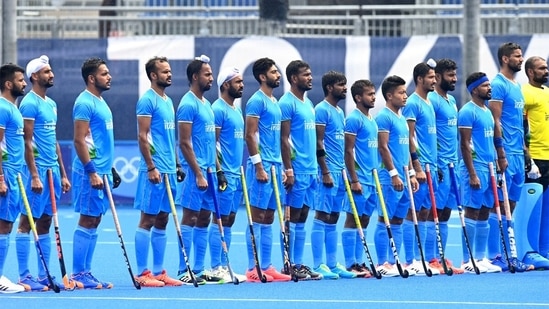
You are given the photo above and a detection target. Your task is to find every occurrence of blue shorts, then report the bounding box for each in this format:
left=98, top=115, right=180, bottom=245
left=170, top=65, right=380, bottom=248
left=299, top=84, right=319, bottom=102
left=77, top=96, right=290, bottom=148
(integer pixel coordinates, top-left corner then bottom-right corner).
left=286, top=173, right=318, bottom=209
left=314, top=170, right=346, bottom=213
left=379, top=182, right=410, bottom=219
left=21, top=165, right=61, bottom=217
left=343, top=184, right=376, bottom=217
left=215, top=173, right=242, bottom=216
left=412, top=167, right=438, bottom=211
left=175, top=167, right=214, bottom=212
left=133, top=172, right=176, bottom=215
left=502, top=153, right=525, bottom=202
left=435, top=163, right=458, bottom=210
left=0, top=167, right=22, bottom=223
left=459, top=163, right=494, bottom=209
left=246, top=161, right=284, bottom=210
left=72, top=168, right=112, bottom=217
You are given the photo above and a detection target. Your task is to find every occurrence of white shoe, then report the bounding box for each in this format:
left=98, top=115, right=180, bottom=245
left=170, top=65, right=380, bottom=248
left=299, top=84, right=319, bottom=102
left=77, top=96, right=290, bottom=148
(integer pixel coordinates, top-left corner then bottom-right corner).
left=461, top=260, right=488, bottom=273
left=375, top=262, right=400, bottom=277
left=222, top=266, right=247, bottom=283
left=0, top=275, right=25, bottom=294
left=476, top=258, right=502, bottom=273
left=211, top=266, right=247, bottom=283
left=408, top=260, right=440, bottom=276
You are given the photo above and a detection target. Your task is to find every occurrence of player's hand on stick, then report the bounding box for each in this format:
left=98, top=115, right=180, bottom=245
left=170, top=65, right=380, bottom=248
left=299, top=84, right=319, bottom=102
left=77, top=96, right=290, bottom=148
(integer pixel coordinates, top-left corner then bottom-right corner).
left=391, top=175, right=404, bottom=192
left=283, top=169, right=294, bottom=191
left=322, top=172, right=334, bottom=188
left=415, top=170, right=427, bottom=184
left=89, top=173, right=104, bottom=189
left=255, top=166, right=269, bottom=183
left=410, top=176, right=419, bottom=193
left=217, top=170, right=227, bottom=191
left=526, top=159, right=541, bottom=179
left=112, top=167, right=122, bottom=188
left=196, top=172, right=208, bottom=190
left=350, top=181, right=362, bottom=194
left=437, top=168, right=444, bottom=183
left=176, top=164, right=186, bottom=182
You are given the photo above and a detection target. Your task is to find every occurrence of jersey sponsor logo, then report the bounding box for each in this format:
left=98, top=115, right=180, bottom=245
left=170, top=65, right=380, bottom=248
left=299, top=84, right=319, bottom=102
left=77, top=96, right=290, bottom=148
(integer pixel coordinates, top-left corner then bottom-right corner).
left=205, top=124, right=216, bottom=133
left=515, top=100, right=525, bottom=109
left=270, top=122, right=281, bottom=131
left=399, top=135, right=409, bottom=145
left=447, top=117, right=457, bottom=126
left=304, top=120, right=315, bottom=130
left=335, top=130, right=345, bottom=140
left=428, top=125, right=437, bottom=134
left=164, top=120, right=175, bottom=130
left=234, top=128, right=244, bottom=139
left=368, top=139, right=378, bottom=148
left=484, top=128, right=494, bottom=138
left=44, top=121, right=56, bottom=131
left=106, top=120, right=114, bottom=130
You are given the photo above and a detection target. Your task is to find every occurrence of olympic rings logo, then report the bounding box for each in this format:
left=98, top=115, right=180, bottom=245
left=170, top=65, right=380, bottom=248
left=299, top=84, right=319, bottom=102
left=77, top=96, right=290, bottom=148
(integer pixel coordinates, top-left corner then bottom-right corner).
left=113, top=156, right=140, bottom=183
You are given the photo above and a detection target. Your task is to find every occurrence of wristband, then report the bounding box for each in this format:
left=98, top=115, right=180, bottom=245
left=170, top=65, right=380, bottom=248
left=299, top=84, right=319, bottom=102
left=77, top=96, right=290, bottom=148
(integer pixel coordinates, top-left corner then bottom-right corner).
left=250, top=154, right=262, bottom=165
left=494, top=137, right=503, bottom=148
left=408, top=169, right=416, bottom=177
left=285, top=169, right=294, bottom=177
left=388, top=169, right=398, bottom=177
left=351, top=179, right=359, bottom=184
left=316, top=149, right=327, bottom=158
left=410, top=152, right=419, bottom=161
left=84, top=161, right=96, bottom=174
left=322, top=171, right=330, bottom=176
left=147, top=166, right=156, bottom=172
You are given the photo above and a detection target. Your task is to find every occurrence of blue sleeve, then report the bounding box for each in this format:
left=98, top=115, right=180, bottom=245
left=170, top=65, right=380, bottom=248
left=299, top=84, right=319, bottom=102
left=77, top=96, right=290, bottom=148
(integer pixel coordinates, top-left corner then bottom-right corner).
left=73, top=100, right=94, bottom=122
left=458, top=106, right=474, bottom=128
left=0, top=105, right=9, bottom=128
left=213, top=104, right=224, bottom=128
left=19, top=100, right=38, bottom=120
left=344, top=113, right=360, bottom=135
left=245, top=96, right=264, bottom=118
left=177, top=101, right=196, bottom=123
left=490, top=79, right=506, bottom=102
left=136, top=96, right=155, bottom=117
left=375, top=112, right=390, bottom=133
left=279, top=98, right=294, bottom=122
left=402, top=99, right=419, bottom=121
left=315, top=105, right=328, bottom=125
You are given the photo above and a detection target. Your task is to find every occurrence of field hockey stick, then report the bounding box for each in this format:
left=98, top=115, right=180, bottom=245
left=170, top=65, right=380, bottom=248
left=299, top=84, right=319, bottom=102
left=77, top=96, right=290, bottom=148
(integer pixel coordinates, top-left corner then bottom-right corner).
left=425, top=164, right=453, bottom=276
left=498, top=173, right=518, bottom=260
left=271, top=166, right=298, bottom=282
left=341, top=169, right=381, bottom=279
left=372, top=169, right=409, bottom=278
left=17, top=173, right=60, bottom=293
left=448, top=163, right=480, bottom=275
left=488, top=163, right=515, bottom=273
left=240, top=166, right=267, bottom=283
left=47, top=169, right=74, bottom=290
left=103, top=175, right=141, bottom=289
left=206, top=168, right=239, bottom=285
left=403, top=166, right=432, bottom=277
left=163, top=173, right=199, bottom=287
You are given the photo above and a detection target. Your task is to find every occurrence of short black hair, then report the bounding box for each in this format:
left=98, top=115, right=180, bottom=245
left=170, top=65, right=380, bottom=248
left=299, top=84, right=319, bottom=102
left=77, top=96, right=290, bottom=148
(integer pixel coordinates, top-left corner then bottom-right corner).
left=186, top=58, right=207, bottom=85
left=81, top=57, right=107, bottom=84
left=252, top=57, right=276, bottom=84
left=381, top=75, right=405, bottom=100
left=465, top=72, right=487, bottom=88
left=321, top=70, right=346, bottom=96
left=435, top=58, right=457, bottom=75
left=351, top=79, right=375, bottom=103
left=145, top=56, right=169, bottom=81
left=0, top=63, right=25, bottom=92
left=413, top=62, right=433, bottom=85
left=285, top=60, right=310, bottom=83
left=497, top=42, right=522, bottom=66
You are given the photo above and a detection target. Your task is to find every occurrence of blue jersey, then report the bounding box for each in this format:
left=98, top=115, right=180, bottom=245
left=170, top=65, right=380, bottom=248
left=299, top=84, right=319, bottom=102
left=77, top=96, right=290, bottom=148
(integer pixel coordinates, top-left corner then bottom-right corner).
left=490, top=73, right=525, bottom=155
left=212, top=98, right=244, bottom=176
left=279, top=91, right=317, bottom=174
left=402, top=92, right=437, bottom=167
left=315, top=100, right=345, bottom=172
left=136, top=89, right=176, bottom=173
left=245, top=90, right=282, bottom=164
left=375, top=107, right=410, bottom=184
left=344, top=108, right=379, bottom=186
left=19, top=91, right=58, bottom=167
left=429, top=91, right=458, bottom=165
left=0, top=97, right=25, bottom=170
left=177, top=91, right=216, bottom=170
left=72, top=90, right=114, bottom=174
left=458, top=102, right=496, bottom=166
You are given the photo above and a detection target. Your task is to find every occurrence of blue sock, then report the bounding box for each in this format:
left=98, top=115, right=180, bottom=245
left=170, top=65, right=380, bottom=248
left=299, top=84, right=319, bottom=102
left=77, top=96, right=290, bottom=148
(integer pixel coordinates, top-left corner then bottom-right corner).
left=294, top=223, right=306, bottom=266
left=325, top=223, right=338, bottom=269
left=374, top=221, right=388, bottom=264
left=311, top=219, right=325, bottom=268
left=260, top=224, right=272, bottom=270
left=246, top=223, right=261, bottom=270
left=37, top=234, right=51, bottom=278
left=418, top=221, right=427, bottom=261
left=135, top=227, right=150, bottom=275
left=391, top=224, right=403, bottom=265
left=475, top=220, right=489, bottom=261
left=342, top=228, right=356, bottom=268
left=0, top=234, right=9, bottom=277
left=439, top=221, right=449, bottom=254
left=487, top=213, right=500, bottom=259
left=402, top=219, right=415, bottom=264
left=221, top=226, right=231, bottom=266
left=178, top=224, right=192, bottom=273
left=16, top=232, right=30, bottom=278
left=287, top=222, right=296, bottom=264
left=425, top=221, right=436, bottom=261
left=85, top=229, right=97, bottom=272
left=463, top=218, right=476, bottom=263
left=355, top=229, right=366, bottom=264
left=151, top=227, right=166, bottom=275
left=192, top=226, right=208, bottom=273
left=72, top=226, right=92, bottom=275
left=208, top=224, right=222, bottom=269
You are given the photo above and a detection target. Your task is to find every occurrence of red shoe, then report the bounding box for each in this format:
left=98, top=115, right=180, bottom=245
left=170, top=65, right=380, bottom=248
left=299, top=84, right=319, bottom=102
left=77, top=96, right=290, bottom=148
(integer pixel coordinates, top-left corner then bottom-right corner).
left=263, top=266, right=291, bottom=282
left=154, top=270, right=183, bottom=286
left=245, top=268, right=273, bottom=283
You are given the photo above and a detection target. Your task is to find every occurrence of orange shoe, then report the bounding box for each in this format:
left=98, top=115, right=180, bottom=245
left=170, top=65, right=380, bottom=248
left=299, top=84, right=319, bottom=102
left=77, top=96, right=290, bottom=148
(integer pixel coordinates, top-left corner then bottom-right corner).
left=245, top=268, right=273, bottom=283
left=135, top=270, right=165, bottom=287
left=444, top=259, right=465, bottom=275
left=155, top=270, right=183, bottom=286
left=428, top=258, right=445, bottom=274
left=263, top=266, right=291, bottom=282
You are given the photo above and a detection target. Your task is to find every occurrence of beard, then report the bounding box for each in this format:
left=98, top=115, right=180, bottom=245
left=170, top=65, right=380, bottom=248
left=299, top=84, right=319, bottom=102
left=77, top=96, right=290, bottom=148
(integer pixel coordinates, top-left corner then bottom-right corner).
left=158, top=80, right=171, bottom=88
left=534, top=75, right=548, bottom=85
left=11, top=87, right=25, bottom=98
left=440, top=79, right=456, bottom=92
left=266, top=78, right=280, bottom=89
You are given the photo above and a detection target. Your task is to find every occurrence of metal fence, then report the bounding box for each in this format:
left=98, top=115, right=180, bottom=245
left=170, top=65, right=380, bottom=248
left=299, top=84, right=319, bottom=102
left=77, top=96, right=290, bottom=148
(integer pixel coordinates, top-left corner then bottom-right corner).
left=15, top=2, right=549, bottom=38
